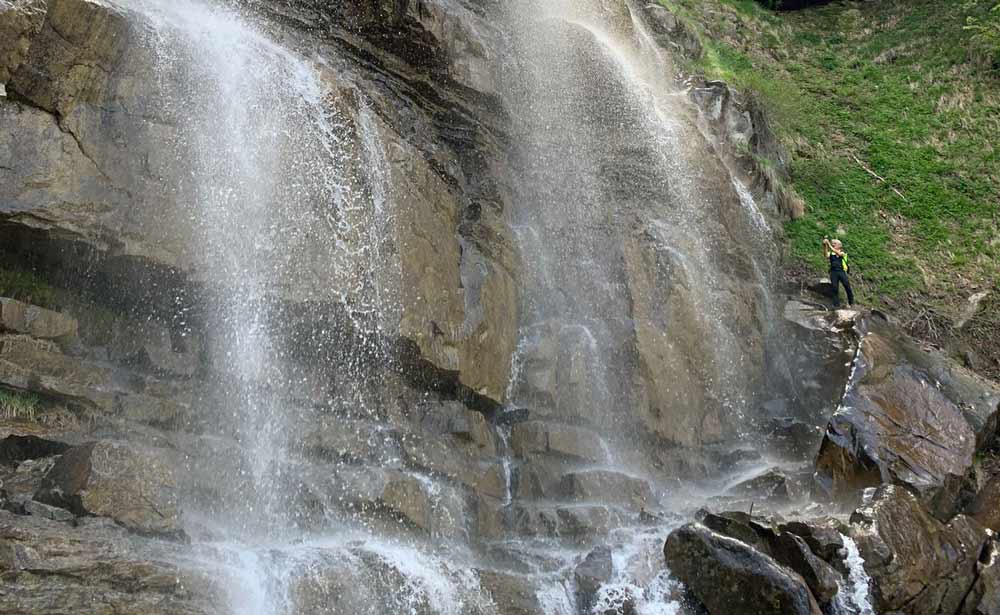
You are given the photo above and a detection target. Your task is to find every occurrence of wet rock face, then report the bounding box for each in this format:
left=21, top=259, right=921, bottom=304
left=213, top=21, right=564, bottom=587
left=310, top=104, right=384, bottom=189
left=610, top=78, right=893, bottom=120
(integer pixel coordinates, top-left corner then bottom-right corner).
left=0, top=510, right=221, bottom=614
left=850, top=485, right=991, bottom=615
left=664, top=522, right=822, bottom=615
left=35, top=440, right=182, bottom=536
left=815, top=316, right=1000, bottom=518
left=969, top=476, right=1000, bottom=532
left=2, top=0, right=517, bottom=405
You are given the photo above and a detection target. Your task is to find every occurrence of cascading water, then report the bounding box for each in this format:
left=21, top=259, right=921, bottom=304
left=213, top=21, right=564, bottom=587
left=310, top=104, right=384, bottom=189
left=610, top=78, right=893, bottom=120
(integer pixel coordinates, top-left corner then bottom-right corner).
left=112, top=2, right=495, bottom=614
left=834, top=535, right=877, bottom=615
left=491, top=0, right=800, bottom=610
left=81, top=0, right=828, bottom=613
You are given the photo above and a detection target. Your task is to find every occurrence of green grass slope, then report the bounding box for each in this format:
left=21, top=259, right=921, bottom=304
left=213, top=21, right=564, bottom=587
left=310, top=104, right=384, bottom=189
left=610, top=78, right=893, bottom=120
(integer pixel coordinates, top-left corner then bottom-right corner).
left=663, top=0, right=1000, bottom=376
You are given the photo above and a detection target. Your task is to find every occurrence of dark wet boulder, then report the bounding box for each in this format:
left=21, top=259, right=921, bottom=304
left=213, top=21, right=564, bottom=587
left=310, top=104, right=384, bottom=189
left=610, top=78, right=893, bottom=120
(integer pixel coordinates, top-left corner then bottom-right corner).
left=815, top=317, right=1000, bottom=519
left=777, top=518, right=846, bottom=565
left=849, top=485, right=990, bottom=615
left=575, top=546, right=613, bottom=611
left=770, top=531, right=840, bottom=604
left=764, top=417, right=825, bottom=459
left=664, top=522, right=822, bottom=615
left=699, top=510, right=775, bottom=554
left=698, top=511, right=841, bottom=605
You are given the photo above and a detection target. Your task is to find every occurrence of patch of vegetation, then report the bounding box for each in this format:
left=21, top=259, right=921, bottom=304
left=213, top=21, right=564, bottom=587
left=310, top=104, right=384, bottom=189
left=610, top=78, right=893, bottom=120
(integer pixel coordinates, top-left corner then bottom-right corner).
left=0, top=266, right=59, bottom=308
left=0, top=262, right=120, bottom=346
left=662, top=0, right=1000, bottom=332
left=964, top=1, right=1000, bottom=69
left=0, top=388, right=40, bottom=421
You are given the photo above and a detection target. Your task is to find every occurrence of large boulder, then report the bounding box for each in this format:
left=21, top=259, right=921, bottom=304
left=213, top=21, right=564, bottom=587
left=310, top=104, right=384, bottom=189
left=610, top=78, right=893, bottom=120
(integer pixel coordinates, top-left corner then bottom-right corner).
left=34, top=440, right=182, bottom=536
left=664, top=522, right=822, bottom=615
left=849, top=485, right=990, bottom=615
left=698, top=511, right=841, bottom=605
left=815, top=316, right=1000, bottom=518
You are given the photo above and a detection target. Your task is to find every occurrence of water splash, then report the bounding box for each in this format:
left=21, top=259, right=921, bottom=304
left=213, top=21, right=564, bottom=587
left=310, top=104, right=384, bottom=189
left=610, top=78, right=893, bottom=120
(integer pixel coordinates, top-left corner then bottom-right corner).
left=834, top=535, right=876, bottom=615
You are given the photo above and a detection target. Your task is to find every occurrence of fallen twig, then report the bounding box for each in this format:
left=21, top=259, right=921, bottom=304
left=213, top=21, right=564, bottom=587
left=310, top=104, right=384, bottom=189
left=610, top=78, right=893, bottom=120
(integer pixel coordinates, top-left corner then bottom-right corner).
left=852, top=154, right=909, bottom=202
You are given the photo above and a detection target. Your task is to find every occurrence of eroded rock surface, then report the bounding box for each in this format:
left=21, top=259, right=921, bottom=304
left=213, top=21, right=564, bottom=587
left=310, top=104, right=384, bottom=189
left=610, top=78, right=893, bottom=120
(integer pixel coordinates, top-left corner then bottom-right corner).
left=849, top=485, right=991, bottom=615
left=815, top=316, right=1000, bottom=517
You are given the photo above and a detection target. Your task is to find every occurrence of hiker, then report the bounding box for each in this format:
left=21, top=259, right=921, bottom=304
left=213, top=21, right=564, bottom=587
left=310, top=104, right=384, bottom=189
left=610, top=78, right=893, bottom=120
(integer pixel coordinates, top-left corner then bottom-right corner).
left=823, top=236, right=854, bottom=307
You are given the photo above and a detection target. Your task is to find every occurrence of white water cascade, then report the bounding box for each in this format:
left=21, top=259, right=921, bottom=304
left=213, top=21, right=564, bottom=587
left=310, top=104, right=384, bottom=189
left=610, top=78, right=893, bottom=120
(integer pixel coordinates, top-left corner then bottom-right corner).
left=113, top=1, right=495, bottom=614
left=89, top=0, right=811, bottom=613
left=834, top=535, right=877, bottom=615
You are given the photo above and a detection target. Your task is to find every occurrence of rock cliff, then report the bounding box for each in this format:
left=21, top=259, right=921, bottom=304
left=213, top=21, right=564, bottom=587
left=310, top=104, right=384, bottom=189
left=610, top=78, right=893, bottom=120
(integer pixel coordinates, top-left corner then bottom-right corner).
left=1, top=0, right=998, bottom=614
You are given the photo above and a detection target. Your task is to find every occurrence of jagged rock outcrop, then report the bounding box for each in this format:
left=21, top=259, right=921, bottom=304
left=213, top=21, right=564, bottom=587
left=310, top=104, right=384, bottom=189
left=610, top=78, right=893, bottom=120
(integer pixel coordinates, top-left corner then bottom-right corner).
left=815, top=314, right=1000, bottom=518
left=850, top=485, right=992, bottom=615
left=664, top=522, right=823, bottom=615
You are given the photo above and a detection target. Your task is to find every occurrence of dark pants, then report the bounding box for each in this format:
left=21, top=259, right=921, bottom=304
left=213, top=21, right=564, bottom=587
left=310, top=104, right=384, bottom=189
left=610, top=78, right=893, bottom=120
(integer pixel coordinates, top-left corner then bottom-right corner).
left=830, top=270, right=854, bottom=307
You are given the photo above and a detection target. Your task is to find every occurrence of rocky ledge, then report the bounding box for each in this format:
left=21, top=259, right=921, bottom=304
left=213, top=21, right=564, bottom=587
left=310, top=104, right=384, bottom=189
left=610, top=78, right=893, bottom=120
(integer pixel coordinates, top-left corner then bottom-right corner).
left=664, top=305, right=1000, bottom=615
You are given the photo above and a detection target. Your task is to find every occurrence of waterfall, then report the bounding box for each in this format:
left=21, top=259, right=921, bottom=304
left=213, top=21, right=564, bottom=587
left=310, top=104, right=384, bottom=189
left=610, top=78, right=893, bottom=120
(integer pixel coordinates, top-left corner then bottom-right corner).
left=110, top=2, right=497, bottom=614
left=834, top=535, right=876, bottom=615
left=88, top=0, right=799, bottom=612
left=500, top=0, right=776, bottom=460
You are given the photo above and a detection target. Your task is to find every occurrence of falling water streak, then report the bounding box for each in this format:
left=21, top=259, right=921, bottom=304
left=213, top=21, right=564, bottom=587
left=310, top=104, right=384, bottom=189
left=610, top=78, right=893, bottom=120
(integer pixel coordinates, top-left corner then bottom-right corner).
left=834, top=535, right=876, bottom=615
left=563, top=11, right=760, bottom=437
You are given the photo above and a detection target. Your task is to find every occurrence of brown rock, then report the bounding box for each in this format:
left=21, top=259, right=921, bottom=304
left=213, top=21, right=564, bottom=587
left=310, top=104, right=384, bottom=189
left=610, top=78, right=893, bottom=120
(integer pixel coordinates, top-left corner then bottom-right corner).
left=35, top=440, right=182, bottom=536
left=510, top=421, right=607, bottom=462
left=0, top=334, right=114, bottom=409
left=0, top=510, right=220, bottom=614
left=0, top=0, right=46, bottom=84
left=850, top=485, right=989, bottom=615
left=815, top=319, right=1000, bottom=518
left=0, top=298, right=78, bottom=342
left=9, top=0, right=131, bottom=115
left=479, top=570, right=540, bottom=615
left=970, top=476, right=1000, bottom=532
left=556, top=469, right=654, bottom=511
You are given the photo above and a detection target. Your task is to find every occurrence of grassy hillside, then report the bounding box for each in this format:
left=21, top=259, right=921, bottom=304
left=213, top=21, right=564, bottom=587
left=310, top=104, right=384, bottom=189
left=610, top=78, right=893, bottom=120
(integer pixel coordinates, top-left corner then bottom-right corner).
left=662, top=0, right=1000, bottom=376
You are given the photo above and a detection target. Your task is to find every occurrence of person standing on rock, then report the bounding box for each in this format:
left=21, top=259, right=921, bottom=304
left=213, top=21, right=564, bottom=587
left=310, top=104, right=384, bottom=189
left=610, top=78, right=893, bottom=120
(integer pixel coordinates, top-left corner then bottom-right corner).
left=823, top=237, right=855, bottom=308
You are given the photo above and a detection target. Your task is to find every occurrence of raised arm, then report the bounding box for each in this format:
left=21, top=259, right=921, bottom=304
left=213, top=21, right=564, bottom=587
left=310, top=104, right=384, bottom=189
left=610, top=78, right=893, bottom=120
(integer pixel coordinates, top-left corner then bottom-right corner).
left=822, top=237, right=831, bottom=258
